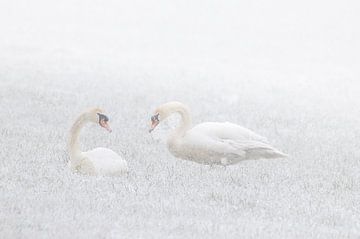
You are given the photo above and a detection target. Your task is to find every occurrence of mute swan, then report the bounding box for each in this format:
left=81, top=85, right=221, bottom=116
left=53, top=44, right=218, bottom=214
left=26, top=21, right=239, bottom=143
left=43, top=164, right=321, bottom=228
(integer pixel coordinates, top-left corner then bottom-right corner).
left=149, top=101, right=287, bottom=165
left=68, top=108, right=128, bottom=175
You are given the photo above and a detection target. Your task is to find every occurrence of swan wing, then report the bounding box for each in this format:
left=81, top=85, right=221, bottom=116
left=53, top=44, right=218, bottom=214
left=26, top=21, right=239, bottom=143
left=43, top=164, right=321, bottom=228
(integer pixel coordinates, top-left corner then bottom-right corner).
left=178, top=127, right=286, bottom=165
left=191, top=122, right=268, bottom=142
left=178, top=132, right=247, bottom=164
left=82, top=147, right=128, bottom=175
left=222, top=139, right=288, bottom=159
left=84, top=147, right=120, bottom=159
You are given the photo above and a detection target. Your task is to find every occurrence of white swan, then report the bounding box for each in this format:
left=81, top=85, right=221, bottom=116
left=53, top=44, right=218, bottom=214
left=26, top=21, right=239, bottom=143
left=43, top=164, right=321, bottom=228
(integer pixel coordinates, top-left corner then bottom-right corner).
left=68, top=108, right=128, bottom=175
left=149, top=101, right=287, bottom=165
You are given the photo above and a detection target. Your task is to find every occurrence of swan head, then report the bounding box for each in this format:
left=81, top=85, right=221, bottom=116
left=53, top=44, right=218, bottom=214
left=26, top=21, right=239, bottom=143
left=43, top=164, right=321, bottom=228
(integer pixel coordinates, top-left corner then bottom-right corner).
left=149, top=112, right=161, bottom=133
left=149, top=101, right=189, bottom=133
left=86, top=108, right=112, bottom=132
left=148, top=104, right=173, bottom=133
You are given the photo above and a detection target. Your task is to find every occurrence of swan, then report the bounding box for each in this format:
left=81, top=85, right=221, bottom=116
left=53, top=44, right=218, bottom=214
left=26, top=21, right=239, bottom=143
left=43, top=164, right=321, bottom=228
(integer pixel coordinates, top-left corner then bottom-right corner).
left=68, top=108, right=128, bottom=175
left=149, top=101, right=287, bottom=165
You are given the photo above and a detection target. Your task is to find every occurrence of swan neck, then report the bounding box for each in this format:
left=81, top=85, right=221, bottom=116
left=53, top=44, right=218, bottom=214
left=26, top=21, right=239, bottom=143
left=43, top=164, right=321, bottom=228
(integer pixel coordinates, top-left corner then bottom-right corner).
left=69, top=114, right=87, bottom=163
left=175, top=107, right=192, bottom=135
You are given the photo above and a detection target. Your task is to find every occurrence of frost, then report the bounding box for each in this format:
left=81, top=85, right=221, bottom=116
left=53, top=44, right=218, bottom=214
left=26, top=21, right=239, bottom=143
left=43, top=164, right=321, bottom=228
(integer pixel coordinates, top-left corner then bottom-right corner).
left=1, top=0, right=360, bottom=238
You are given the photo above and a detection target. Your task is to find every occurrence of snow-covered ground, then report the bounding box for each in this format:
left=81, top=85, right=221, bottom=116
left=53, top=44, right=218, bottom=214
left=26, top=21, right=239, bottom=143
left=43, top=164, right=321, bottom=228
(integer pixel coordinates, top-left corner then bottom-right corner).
left=1, top=0, right=360, bottom=238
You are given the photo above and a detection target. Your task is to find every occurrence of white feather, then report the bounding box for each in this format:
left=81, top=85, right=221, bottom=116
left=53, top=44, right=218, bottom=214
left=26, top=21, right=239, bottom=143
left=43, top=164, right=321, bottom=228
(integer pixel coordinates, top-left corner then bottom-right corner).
left=68, top=109, right=128, bottom=176
left=153, top=102, right=287, bottom=165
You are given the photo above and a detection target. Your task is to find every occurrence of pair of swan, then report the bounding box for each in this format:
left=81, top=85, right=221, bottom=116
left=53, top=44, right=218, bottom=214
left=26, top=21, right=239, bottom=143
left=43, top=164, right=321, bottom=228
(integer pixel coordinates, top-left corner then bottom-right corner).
left=69, top=102, right=287, bottom=176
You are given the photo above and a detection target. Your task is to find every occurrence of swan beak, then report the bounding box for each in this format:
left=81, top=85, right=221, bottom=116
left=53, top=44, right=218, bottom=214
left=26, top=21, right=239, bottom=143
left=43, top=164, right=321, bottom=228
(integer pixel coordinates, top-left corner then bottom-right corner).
left=149, top=113, right=160, bottom=133
left=100, top=121, right=112, bottom=133
left=149, top=121, right=159, bottom=133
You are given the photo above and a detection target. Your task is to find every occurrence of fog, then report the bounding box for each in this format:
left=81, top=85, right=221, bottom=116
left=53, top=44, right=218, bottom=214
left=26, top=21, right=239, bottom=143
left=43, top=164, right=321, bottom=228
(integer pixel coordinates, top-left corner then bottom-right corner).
left=1, top=0, right=360, bottom=238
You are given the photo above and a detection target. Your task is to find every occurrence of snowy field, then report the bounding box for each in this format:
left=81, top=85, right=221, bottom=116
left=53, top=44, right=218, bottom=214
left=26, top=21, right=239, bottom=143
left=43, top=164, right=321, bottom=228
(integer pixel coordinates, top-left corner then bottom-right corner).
left=1, top=0, right=360, bottom=238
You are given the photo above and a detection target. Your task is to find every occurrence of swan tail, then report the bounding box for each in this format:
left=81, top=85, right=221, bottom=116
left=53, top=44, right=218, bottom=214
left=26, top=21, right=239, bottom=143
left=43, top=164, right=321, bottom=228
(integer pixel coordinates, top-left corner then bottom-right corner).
left=259, top=148, right=288, bottom=159
left=246, top=145, right=288, bottom=159
left=230, top=140, right=288, bottom=160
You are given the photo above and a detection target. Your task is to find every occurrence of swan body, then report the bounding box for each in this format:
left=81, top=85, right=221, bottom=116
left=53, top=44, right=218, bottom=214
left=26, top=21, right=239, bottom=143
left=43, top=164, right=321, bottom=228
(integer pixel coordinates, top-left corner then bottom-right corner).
left=150, top=102, right=287, bottom=165
left=68, top=108, right=128, bottom=176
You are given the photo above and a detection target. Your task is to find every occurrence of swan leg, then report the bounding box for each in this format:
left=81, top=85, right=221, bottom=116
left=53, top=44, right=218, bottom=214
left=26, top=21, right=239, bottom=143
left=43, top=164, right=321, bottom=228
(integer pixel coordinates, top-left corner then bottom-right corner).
left=220, top=157, right=229, bottom=166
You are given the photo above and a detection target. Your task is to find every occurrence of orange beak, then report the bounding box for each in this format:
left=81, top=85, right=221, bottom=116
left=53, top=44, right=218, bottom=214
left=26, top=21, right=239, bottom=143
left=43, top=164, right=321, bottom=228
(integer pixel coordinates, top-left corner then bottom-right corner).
left=100, top=120, right=112, bottom=132
left=149, top=120, right=159, bottom=133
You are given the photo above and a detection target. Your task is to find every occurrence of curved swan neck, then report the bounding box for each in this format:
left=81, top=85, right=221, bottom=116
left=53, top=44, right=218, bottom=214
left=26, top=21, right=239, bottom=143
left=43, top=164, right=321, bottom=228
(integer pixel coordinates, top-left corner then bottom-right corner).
left=165, top=102, right=192, bottom=136
left=176, top=108, right=192, bottom=135
left=69, top=113, right=88, bottom=163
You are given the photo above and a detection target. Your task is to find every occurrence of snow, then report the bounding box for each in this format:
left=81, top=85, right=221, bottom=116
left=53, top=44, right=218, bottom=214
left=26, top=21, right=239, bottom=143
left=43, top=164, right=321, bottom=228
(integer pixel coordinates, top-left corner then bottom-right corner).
left=1, top=0, right=360, bottom=238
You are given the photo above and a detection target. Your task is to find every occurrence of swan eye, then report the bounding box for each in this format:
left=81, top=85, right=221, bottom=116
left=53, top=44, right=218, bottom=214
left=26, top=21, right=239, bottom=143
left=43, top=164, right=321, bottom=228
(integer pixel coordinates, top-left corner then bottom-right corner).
left=97, top=113, right=109, bottom=123
left=151, top=113, right=159, bottom=122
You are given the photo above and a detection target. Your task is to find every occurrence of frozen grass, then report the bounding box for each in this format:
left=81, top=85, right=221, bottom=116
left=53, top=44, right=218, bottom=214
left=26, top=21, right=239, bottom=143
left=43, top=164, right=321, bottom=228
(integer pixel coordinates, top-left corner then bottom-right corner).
left=1, top=0, right=360, bottom=238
